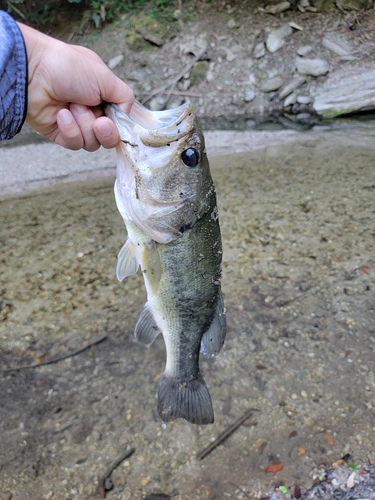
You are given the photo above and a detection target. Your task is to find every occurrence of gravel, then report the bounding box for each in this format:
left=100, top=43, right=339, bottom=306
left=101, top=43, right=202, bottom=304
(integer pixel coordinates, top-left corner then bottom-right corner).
left=0, top=125, right=375, bottom=499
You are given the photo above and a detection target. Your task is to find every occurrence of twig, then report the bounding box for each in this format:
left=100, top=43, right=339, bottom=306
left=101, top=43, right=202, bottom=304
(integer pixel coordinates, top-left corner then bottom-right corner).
left=0, top=336, right=108, bottom=373
left=7, top=2, right=27, bottom=20
left=196, top=408, right=256, bottom=460
left=98, top=447, right=135, bottom=498
left=141, top=51, right=206, bottom=104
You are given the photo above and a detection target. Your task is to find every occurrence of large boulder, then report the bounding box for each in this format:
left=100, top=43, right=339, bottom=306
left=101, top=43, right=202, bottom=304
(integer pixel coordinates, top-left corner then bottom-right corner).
left=313, top=69, right=375, bottom=118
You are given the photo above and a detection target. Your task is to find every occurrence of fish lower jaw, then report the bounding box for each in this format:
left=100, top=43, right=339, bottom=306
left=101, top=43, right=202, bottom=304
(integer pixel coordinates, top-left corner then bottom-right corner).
left=157, top=372, right=214, bottom=425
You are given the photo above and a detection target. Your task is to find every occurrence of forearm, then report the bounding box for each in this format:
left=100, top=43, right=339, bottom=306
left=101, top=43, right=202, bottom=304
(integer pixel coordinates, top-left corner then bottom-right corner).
left=0, top=11, right=28, bottom=140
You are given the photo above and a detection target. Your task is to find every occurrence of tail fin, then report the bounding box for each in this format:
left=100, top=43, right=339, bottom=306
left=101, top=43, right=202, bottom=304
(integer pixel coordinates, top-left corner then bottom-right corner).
left=157, top=374, right=214, bottom=425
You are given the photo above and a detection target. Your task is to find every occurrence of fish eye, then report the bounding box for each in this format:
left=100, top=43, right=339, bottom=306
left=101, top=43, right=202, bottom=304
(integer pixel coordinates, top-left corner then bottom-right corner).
left=181, top=148, right=199, bottom=168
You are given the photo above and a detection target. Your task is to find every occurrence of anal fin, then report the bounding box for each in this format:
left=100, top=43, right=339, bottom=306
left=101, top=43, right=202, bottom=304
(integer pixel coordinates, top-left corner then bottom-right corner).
left=134, top=303, right=160, bottom=348
left=116, top=239, right=139, bottom=282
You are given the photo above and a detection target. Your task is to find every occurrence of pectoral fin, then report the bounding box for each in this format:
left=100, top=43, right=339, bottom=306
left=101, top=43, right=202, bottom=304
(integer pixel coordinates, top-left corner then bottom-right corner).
left=200, top=294, right=226, bottom=357
left=134, top=303, right=160, bottom=347
left=116, top=239, right=139, bottom=282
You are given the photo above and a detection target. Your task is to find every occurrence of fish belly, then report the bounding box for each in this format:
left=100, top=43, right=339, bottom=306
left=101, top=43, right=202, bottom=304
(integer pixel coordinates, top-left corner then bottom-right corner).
left=139, top=203, right=225, bottom=425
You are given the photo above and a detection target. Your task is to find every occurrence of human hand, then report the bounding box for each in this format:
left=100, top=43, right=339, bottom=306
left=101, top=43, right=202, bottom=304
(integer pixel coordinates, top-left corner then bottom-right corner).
left=18, top=23, right=134, bottom=151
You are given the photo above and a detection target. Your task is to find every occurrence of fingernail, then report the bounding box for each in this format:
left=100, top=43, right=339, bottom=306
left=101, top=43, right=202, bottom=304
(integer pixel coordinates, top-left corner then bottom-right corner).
left=59, top=109, right=73, bottom=126
left=97, top=121, right=113, bottom=138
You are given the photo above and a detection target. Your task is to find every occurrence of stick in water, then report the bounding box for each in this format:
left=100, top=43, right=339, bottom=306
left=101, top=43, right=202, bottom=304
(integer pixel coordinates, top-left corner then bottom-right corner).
left=196, top=408, right=256, bottom=460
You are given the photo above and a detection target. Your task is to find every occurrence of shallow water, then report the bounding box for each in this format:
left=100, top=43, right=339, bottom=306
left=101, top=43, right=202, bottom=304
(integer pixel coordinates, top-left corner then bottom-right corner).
left=0, top=130, right=375, bottom=499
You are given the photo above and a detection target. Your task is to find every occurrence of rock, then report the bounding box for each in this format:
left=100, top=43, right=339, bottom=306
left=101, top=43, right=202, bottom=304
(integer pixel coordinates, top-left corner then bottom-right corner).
left=254, top=42, right=266, bottom=59
left=296, top=112, right=312, bottom=120
left=284, top=92, right=298, bottom=107
left=125, top=31, right=148, bottom=51
left=321, top=33, right=354, bottom=57
left=295, top=58, right=329, bottom=77
left=265, top=1, right=291, bottom=14
left=266, top=25, right=293, bottom=53
left=310, top=0, right=334, bottom=10
left=279, top=77, right=305, bottom=99
left=206, top=62, right=217, bottom=82
left=127, top=69, right=147, bottom=82
left=227, top=18, right=240, bottom=29
left=244, top=89, right=256, bottom=102
left=313, top=69, right=375, bottom=118
left=107, top=54, right=124, bottom=70
left=91, top=430, right=101, bottom=442
left=336, top=0, right=369, bottom=9
left=219, top=46, right=237, bottom=62
left=297, top=95, right=312, bottom=104
left=297, top=45, right=313, bottom=56
left=190, top=61, right=208, bottom=86
left=261, top=76, right=283, bottom=92
left=130, top=14, right=170, bottom=46
left=179, top=39, right=208, bottom=57
left=305, top=5, right=318, bottom=10
left=149, top=97, right=165, bottom=111
left=289, top=21, right=303, bottom=30
left=300, top=0, right=310, bottom=6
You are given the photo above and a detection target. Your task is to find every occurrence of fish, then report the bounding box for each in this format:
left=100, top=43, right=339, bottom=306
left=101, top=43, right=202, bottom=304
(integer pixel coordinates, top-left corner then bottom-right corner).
left=105, top=100, right=226, bottom=425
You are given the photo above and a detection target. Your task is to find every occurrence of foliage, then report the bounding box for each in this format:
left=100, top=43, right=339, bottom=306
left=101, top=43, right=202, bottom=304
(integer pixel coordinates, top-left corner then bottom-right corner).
left=90, top=0, right=176, bottom=27
left=2, top=0, right=177, bottom=29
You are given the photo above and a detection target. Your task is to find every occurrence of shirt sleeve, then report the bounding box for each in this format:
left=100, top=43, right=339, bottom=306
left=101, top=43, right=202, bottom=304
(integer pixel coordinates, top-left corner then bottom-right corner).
left=0, top=11, right=28, bottom=141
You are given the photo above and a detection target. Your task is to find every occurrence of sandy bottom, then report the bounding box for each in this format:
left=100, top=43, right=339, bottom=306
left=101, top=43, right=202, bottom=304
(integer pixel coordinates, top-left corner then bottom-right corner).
left=0, top=128, right=375, bottom=499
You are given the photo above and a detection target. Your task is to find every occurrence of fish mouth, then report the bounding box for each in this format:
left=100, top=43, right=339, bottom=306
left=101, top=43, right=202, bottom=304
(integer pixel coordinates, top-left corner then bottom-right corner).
left=104, top=100, right=195, bottom=149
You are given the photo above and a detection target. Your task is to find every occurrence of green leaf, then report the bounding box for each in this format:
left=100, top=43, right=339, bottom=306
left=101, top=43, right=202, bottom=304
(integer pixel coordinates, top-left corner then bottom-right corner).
left=347, top=462, right=358, bottom=471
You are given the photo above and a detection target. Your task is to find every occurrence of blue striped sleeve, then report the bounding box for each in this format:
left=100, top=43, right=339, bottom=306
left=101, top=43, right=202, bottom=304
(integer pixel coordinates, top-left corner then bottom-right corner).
left=0, top=11, right=28, bottom=140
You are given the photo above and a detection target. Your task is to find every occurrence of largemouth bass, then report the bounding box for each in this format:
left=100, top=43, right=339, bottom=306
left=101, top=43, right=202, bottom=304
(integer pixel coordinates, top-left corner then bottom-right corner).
left=105, top=100, right=226, bottom=425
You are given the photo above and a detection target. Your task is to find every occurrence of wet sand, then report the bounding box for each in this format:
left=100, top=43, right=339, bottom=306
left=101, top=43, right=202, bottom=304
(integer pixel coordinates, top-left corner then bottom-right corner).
left=0, top=127, right=375, bottom=499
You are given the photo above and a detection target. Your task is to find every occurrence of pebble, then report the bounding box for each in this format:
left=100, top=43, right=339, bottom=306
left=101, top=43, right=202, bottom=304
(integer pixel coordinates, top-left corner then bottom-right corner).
left=322, top=33, right=354, bottom=57
left=289, top=21, right=303, bottom=30
left=261, top=76, right=283, bottom=92
left=141, top=476, right=151, bottom=487
left=279, top=76, right=305, bottom=99
left=297, top=95, right=312, bottom=104
left=91, top=430, right=101, bottom=442
left=219, top=46, right=237, bottom=62
left=266, top=25, right=293, bottom=53
left=254, top=42, right=266, bottom=59
left=149, top=97, right=165, bottom=111
left=297, top=45, right=313, bottom=56
left=296, top=112, right=312, bottom=120
left=295, top=58, right=329, bottom=77
left=265, top=1, right=291, bottom=14
left=284, top=92, right=297, bottom=107
left=227, top=18, right=240, bottom=29
left=244, top=89, right=256, bottom=102
left=107, top=54, right=124, bottom=70
left=206, top=61, right=217, bottom=82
